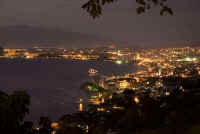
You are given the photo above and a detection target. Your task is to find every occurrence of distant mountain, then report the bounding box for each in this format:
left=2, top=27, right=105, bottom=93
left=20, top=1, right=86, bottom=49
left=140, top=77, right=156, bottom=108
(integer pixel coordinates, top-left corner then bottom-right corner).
left=0, top=25, right=110, bottom=48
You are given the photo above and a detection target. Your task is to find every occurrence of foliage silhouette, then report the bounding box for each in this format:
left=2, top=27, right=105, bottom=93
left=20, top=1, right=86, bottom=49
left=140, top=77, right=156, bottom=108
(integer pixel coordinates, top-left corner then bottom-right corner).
left=82, top=0, right=173, bottom=18
left=57, top=86, right=200, bottom=134
left=0, top=90, right=30, bottom=134
left=1, top=80, right=200, bottom=134
left=0, top=46, right=4, bottom=56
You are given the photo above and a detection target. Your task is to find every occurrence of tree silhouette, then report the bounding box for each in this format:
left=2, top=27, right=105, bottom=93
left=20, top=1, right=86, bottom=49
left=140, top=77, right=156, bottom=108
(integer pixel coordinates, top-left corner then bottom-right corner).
left=82, top=0, right=173, bottom=18
left=35, top=117, right=52, bottom=134
left=0, top=90, right=30, bottom=134
left=0, top=46, right=4, bottom=56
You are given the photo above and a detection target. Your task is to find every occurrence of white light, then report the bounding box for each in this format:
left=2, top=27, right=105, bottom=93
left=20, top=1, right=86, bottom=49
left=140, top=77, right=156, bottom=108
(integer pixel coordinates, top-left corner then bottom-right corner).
left=185, top=57, right=192, bottom=61
left=116, top=60, right=122, bottom=64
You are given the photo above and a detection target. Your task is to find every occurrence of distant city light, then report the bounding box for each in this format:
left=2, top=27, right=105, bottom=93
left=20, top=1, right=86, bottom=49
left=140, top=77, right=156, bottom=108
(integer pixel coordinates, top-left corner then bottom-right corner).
left=116, top=60, right=122, bottom=64
left=79, top=98, right=83, bottom=112
left=193, top=58, right=197, bottom=61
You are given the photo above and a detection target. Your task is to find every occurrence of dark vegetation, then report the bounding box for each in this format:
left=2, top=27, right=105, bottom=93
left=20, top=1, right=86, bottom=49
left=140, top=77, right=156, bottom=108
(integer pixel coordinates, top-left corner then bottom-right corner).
left=1, top=77, right=200, bottom=134
left=0, top=46, right=4, bottom=56
left=82, top=0, right=173, bottom=18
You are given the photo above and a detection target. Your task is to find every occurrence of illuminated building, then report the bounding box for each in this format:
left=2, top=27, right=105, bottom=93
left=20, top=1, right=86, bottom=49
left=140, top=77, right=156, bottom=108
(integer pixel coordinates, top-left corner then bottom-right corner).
left=24, top=52, right=39, bottom=59
left=117, top=80, right=131, bottom=89
left=4, top=49, right=17, bottom=58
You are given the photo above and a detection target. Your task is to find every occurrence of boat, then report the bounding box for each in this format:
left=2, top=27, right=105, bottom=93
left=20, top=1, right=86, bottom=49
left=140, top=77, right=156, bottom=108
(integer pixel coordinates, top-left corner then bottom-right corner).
left=88, top=68, right=98, bottom=75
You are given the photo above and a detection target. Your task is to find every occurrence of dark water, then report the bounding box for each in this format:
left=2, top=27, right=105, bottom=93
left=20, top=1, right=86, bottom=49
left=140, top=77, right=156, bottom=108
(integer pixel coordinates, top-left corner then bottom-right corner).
left=0, top=59, right=135, bottom=122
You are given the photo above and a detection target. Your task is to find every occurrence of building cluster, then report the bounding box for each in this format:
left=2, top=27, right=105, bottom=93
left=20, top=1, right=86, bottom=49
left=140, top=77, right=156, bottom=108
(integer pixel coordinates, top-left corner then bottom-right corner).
left=2, top=47, right=99, bottom=60
left=87, top=46, right=200, bottom=100
left=2, top=46, right=200, bottom=97
left=1, top=45, right=137, bottom=62
left=2, top=46, right=200, bottom=62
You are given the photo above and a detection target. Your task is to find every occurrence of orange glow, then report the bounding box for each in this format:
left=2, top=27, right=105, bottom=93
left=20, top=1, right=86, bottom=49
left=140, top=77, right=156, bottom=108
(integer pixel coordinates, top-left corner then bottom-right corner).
left=51, top=122, right=59, bottom=129
left=134, top=97, right=140, bottom=104
left=79, top=103, right=83, bottom=111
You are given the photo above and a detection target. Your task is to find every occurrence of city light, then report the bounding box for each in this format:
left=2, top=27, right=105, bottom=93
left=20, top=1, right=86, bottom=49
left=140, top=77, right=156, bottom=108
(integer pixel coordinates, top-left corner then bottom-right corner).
left=134, top=97, right=140, bottom=104
left=116, top=60, right=122, bottom=64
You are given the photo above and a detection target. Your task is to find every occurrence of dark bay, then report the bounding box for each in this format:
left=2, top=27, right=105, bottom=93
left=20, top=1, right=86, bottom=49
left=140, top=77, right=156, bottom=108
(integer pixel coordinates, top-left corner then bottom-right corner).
left=0, top=59, right=135, bottom=122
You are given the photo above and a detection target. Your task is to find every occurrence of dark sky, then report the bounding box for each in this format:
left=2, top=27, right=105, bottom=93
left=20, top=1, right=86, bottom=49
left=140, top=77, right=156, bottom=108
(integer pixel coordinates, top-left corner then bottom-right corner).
left=0, top=0, right=199, bottom=47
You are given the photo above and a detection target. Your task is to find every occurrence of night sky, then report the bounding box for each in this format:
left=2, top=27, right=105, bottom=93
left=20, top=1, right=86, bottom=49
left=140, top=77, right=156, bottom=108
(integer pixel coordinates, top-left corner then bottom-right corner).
left=0, top=0, right=199, bottom=47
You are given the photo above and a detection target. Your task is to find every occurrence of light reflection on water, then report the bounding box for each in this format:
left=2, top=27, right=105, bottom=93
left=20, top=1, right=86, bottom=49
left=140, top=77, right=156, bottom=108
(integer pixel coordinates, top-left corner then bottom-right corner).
left=0, top=59, right=136, bottom=121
